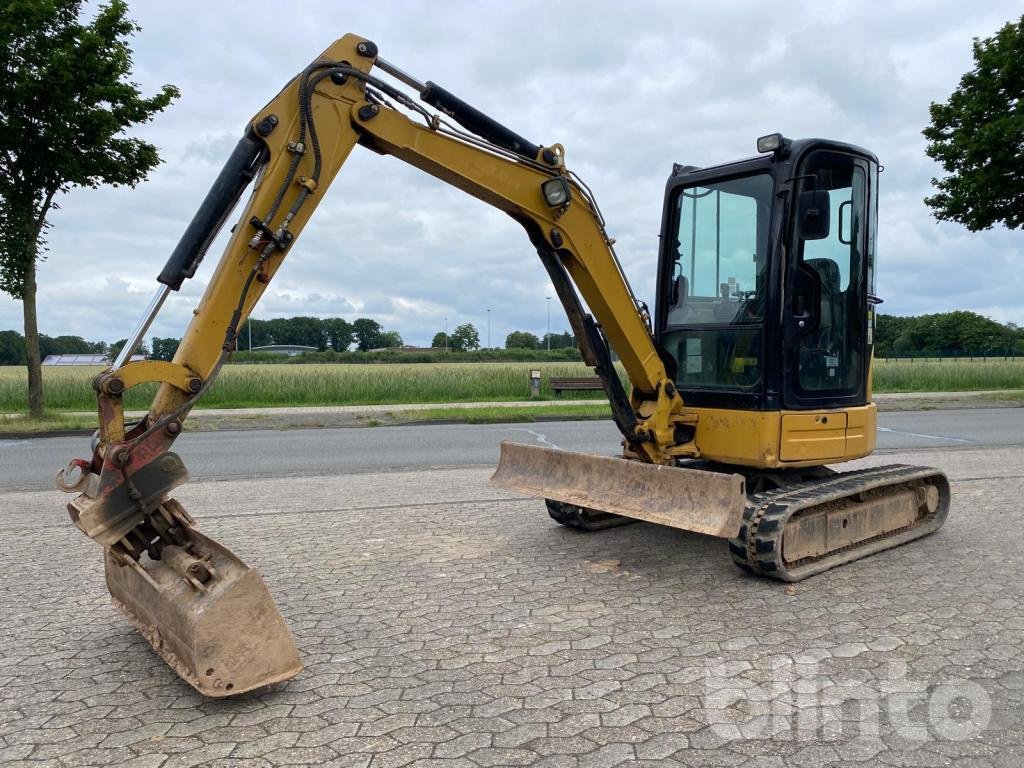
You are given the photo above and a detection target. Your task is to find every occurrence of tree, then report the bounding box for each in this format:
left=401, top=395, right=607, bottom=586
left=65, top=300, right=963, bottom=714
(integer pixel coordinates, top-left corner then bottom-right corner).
left=352, top=318, right=385, bottom=351
left=543, top=331, right=575, bottom=350
left=448, top=322, right=480, bottom=352
left=875, top=311, right=1015, bottom=356
left=431, top=331, right=448, bottom=349
left=923, top=17, right=1024, bottom=231
left=322, top=317, right=353, bottom=352
left=379, top=330, right=403, bottom=348
left=242, top=318, right=265, bottom=348
left=150, top=336, right=179, bottom=361
left=284, top=315, right=327, bottom=349
left=0, top=1, right=178, bottom=416
left=39, top=334, right=102, bottom=356
left=107, top=337, right=148, bottom=362
left=0, top=330, right=27, bottom=365
left=505, top=330, right=540, bottom=349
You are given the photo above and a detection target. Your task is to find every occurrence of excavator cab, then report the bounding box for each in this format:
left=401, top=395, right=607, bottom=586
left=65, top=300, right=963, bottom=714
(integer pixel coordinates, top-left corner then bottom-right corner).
left=511, top=135, right=946, bottom=581
left=654, top=137, right=881, bottom=467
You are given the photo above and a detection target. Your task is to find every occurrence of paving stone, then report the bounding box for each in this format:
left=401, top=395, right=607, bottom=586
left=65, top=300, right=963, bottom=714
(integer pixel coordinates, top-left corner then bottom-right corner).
left=2, top=459, right=1022, bottom=768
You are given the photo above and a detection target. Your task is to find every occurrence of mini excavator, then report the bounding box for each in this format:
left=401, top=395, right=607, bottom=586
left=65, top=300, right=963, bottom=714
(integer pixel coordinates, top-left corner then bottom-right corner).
left=57, top=35, right=950, bottom=696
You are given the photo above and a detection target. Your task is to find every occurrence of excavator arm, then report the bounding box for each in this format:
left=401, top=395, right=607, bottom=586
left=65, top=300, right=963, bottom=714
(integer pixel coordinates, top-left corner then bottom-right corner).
left=57, top=35, right=745, bottom=697
left=134, top=34, right=689, bottom=460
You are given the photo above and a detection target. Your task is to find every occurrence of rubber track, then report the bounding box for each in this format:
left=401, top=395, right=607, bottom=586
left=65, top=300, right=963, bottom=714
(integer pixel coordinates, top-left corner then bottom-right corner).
left=728, top=464, right=950, bottom=582
left=545, top=500, right=636, bottom=531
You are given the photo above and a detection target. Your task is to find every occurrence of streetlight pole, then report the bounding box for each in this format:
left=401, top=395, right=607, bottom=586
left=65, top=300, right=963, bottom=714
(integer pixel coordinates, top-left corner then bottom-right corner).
left=487, top=308, right=491, bottom=349
left=444, top=316, right=448, bottom=352
left=546, top=296, right=551, bottom=350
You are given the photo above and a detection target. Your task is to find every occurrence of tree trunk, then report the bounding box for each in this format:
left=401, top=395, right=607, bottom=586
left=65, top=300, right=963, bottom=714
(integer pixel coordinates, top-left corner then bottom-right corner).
left=17, top=189, right=56, bottom=419
left=21, top=257, right=44, bottom=417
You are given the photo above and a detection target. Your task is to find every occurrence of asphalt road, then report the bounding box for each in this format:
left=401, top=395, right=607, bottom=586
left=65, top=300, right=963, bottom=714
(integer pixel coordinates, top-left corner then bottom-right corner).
left=2, top=406, right=1022, bottom=490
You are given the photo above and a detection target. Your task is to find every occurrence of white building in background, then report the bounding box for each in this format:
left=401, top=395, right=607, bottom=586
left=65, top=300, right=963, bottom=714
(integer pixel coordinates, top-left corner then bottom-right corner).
left=42, top=354, right=144, bottom=366
left=250, top=345, right=318, bottom=357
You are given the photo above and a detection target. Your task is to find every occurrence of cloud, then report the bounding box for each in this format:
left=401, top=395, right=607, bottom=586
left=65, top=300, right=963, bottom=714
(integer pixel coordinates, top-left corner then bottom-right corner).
left=1, top=0, right=1021, bottom=350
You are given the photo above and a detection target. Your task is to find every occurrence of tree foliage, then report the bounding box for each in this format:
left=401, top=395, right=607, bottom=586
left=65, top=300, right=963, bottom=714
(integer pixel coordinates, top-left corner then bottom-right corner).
left=352, top=318, right=386, bottom=351
left=0, top=330, right=27, bottom=364
left=430, top=331, right=447, bottom=349
left=378, top=330, right=403, bottom=348
left=923, top=16, right=1024, bottom=230
left=150, top=336, right=179, bottom=361
left=542, top=331, right=575, bottom=350
left=0, top=0, right=178, bottom=414
left=322, top=317, right=354, bottom=352
left=448, top=323, right=480, bottom=352
left=106, top=337, right=148, bottom=362
left=505, top=330, right=540, bottom=350
left=0, top=0, right=180, bottom=296
left=245, top=316, right=356, bottom=351
left=0, top=329, right=104, bottom=363
left=875, top=311, right=1022, bottom=356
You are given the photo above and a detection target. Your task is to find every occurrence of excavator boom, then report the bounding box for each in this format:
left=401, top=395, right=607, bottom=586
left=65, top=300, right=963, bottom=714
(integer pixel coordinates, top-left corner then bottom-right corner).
left=56, top=34, right=709, bottom=696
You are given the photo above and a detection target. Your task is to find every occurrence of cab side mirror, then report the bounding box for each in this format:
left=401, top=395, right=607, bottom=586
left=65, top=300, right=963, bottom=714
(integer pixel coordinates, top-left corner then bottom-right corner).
left=798, top=188, right=830, bottom=240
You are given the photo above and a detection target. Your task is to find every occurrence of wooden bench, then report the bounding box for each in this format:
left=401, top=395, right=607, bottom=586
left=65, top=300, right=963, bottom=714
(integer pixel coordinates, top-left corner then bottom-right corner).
left=550, top=376, right=605, bottom=396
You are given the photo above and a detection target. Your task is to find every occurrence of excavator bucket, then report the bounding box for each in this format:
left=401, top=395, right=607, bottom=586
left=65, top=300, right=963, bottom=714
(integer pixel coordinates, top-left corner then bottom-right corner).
left=103, top=521, right=301, bottom=697
left=491, top=441, right=748, bottom=538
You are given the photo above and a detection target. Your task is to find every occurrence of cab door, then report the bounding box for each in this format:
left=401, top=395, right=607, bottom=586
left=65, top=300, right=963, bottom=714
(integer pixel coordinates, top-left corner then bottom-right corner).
left=783, top=150, right=871, bottom=410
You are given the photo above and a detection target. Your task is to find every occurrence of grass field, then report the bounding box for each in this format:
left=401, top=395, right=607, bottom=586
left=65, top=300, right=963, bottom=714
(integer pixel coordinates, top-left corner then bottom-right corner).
left=1, top=358, right=1023, bottom=412
left=0, top=362, right=607, bottom=411
left=872, top=359, right=1024, bottom=392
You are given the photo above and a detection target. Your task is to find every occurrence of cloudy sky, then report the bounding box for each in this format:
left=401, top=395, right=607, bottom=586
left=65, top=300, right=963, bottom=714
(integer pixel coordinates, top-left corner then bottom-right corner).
left=2, top=0, right=1021, bottom=347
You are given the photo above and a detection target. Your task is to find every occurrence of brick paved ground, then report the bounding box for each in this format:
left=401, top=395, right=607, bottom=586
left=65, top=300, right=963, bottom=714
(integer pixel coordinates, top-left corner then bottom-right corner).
left=1, top=445, right=1022, bottom=767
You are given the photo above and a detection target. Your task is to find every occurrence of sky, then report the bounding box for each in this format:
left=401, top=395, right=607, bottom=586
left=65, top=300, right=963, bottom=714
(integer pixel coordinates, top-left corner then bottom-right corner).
left=1, top=0, right=1021, bottom=347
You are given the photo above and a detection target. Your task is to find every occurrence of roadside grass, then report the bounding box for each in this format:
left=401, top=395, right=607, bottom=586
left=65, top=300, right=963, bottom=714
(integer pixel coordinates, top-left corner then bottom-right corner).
left=389, top=403, right=612, bottom=425
left=1, top=358, right=1023, bottom=414
left=0, top=410, right=97, bottom=434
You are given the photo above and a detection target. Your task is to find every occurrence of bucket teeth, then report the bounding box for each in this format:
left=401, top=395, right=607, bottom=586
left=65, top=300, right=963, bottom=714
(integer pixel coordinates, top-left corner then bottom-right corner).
left=105, top=525, right=301, bottom=697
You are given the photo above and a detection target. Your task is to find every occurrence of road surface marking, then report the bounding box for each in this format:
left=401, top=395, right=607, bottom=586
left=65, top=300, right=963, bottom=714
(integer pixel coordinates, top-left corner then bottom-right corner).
left=508, top=428, right=562, bottom=450
left=877, top=427, right=974, bottom=444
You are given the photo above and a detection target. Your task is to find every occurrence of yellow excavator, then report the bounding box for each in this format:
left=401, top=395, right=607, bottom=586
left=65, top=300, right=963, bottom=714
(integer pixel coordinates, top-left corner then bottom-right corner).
left=57, top=35, right=950, bottom=697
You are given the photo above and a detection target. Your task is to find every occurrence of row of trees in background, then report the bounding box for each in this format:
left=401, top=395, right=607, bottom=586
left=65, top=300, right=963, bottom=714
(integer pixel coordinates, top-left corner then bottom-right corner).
left=0, top=330, right=107, bottom=365
left=243, top=316, right=402, bottom=352
left=426, top=326, right=577, bottom=353
left=431, top=324, right=479, bottom=352
left=4, top=310, right=1021, bottom=366
left=505, top=331, right=575, bottom=350
left=875, top=312, right=1023, bottom=357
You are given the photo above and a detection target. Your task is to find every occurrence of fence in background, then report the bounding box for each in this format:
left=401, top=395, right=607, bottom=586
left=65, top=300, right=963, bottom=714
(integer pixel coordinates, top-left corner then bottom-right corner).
left=877, top=350, right=1019, bottom=362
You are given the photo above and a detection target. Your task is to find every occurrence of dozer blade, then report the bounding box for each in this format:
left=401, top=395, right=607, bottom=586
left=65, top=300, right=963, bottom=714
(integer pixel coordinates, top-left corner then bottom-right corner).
left=491, top=441, right=747, bottom=538
left=105, top=525, right=301, bottom=697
